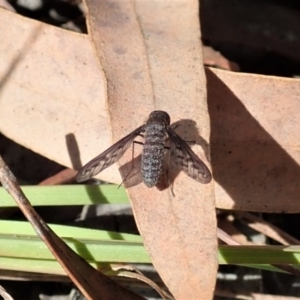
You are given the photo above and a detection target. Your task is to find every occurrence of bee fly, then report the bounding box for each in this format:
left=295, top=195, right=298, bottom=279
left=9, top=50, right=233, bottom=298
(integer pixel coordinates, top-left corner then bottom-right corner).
left=76, top=110, right=212, bottom=186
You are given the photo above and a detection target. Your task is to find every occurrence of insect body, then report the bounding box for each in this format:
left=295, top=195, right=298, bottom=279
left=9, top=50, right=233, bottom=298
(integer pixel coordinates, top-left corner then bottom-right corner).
left=141, top=111, right=170, bottom=187
left=76, top=111, right=212, bottom=186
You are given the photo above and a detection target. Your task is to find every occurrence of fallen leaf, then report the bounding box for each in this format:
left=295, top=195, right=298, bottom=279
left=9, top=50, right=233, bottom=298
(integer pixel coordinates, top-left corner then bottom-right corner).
left=39, top=168, right=77, bottom=185
left=85, top=0, right=217, bottom=299
left=1, top=7, right=300, bottom=215
left=0, top=7, right=121, bottom=184
left=207, top=68, right=300, bottom=212
left=237, top=212, right=300, bottom=245
left=202, top=45, right=240, bottom=71
left=0, top=4, right=218, bottom=299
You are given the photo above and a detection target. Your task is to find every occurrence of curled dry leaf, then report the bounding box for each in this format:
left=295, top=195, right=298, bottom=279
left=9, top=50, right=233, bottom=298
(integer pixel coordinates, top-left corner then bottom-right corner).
left=0, top=285, right=13, bottom=300
left=110, top=264, right=173, bottom=300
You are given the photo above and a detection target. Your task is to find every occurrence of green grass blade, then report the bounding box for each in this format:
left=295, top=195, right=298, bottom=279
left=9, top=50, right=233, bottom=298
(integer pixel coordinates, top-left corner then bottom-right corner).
left=218, top=245, right=300, bottom=264
left=0, top=185, right=128, bottom=206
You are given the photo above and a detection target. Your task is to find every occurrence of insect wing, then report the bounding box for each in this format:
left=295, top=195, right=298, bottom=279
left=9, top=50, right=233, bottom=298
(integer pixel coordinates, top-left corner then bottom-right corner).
left=167, top=128, right=212, bottom=183
left=76, top=125, right=144, bottom=182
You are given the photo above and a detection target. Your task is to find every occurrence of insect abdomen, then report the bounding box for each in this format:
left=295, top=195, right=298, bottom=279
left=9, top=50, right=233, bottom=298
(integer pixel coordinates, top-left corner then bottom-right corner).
left=141, top=124, right=166, bottom=187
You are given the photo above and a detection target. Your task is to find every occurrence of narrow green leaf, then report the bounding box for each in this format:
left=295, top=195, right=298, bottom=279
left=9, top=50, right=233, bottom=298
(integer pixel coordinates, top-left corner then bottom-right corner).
left=0, top=185, right=128, bottom=206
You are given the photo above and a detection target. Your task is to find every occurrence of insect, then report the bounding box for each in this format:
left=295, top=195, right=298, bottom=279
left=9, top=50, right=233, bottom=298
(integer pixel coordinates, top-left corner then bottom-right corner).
left=76, top=110, right=212, bottom=186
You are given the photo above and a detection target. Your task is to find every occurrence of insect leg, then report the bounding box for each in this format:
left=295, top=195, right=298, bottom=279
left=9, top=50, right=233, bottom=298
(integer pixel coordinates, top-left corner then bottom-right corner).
left=171, top=124, right=179, bottom=131
left=165, top=164, right=175, bottom=197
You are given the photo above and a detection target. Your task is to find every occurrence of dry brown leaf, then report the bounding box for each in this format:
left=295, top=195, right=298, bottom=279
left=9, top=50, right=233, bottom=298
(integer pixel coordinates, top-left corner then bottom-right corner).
left=202, top=45, right=240, bottom=71
left=110, top=264, right=173, bottom=300
left=2, top=1, right=300, bottom=298
left=207, top=68, right=300, bottom=212
left=0, top=0, right=15, bottom=11
left=3, top=1, right=300, bottom=297
left=218, top=217, right=251, bottom=245
left=85, top=1, right=217, bottom=299
left=0, top=4, right=218, bottom=299
left=1, top=4, right=300, bottom=215
left=0, top=7, right=121, bottom=184
left=39, top=168, right=77, bottom=185
left=237, top=212, right=300, bottom=245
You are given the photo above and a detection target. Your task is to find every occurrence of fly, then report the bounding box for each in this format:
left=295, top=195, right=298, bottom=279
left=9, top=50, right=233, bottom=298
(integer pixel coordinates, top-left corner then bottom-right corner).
left=76, top=110, right=212, bottom=186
